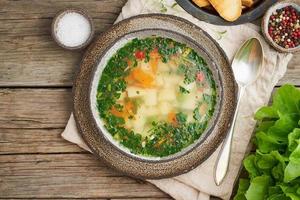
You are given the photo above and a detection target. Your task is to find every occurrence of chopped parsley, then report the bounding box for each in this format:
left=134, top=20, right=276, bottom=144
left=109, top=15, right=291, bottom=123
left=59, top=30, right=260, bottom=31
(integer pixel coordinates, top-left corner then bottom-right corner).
left=96, top=37, right=217, bottom=157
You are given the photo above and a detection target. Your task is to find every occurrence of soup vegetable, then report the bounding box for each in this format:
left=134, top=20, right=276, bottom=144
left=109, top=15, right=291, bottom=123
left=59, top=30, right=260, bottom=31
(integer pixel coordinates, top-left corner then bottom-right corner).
left=96, top=36, right=217, bottom=157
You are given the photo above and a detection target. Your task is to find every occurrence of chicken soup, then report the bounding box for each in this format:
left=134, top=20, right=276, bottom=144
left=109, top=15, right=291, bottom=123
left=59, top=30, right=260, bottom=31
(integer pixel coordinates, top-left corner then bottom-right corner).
left=96, top=37, right=217, bottom=157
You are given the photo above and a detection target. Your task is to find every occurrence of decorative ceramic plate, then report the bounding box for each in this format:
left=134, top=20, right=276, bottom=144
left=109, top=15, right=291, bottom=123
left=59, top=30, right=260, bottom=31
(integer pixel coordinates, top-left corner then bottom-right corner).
left=176, top=0, right=277, bottom=25
left=73, top=14, right=237, bottom=179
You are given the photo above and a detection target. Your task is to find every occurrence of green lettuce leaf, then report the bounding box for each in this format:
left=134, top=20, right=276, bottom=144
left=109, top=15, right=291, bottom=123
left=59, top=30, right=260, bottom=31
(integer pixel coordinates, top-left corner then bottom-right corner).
left=268, top=185, right=282, bottom=196
left=267, top=113, right=299, bottom=143
left=256, top=121, right=276, bottom=133
left=256, top=151, right=277, bottom=170
left=267, top=194, right=290, bottom=200
left=255, top=131, right=285, bottom=153
left=245, top=176, right=270, bottom=200
left=288, top=129, right=300, bottom=152
left=271, top=151, right=287, bottom=181
left=272, top=84, right=300, bottom=114
left=284, top=142, right=300, bottom=182
left=279, top=184, right=300, bottom=200
left=286, top=193, right=300, bottom=200
left=234, top=179, right=250, bottom=200
left=244, top=155, right=261, bottom=179
left=255, top=106, right=279, bottom=120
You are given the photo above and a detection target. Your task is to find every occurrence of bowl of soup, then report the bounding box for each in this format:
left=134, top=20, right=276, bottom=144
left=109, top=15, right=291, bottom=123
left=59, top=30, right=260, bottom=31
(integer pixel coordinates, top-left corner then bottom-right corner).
left=73, top=14, right=237, bottom=179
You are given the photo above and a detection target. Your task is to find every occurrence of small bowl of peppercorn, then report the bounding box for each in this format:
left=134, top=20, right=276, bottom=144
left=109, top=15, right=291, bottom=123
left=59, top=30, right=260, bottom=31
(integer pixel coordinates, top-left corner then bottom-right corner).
left=262, top=0, right=300, bottom=53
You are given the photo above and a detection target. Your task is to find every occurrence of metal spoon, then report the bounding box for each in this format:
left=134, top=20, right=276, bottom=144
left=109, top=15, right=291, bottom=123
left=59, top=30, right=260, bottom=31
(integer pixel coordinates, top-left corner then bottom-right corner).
left=214, top=38, right=263, bottom=186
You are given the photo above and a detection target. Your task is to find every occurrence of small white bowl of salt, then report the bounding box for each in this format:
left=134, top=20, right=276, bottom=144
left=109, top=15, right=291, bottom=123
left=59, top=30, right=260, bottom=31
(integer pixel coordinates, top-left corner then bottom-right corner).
left=52, top=8, right=94, bottom=50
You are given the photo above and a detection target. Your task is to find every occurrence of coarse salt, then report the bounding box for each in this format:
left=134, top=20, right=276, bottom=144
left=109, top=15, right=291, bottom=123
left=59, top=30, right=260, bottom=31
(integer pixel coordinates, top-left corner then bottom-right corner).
left=56, top=12, right=91, bottom=47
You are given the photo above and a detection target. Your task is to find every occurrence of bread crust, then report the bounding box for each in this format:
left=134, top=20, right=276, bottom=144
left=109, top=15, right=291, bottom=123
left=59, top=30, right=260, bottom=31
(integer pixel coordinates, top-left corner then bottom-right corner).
left=191, top=0, right=211, bottom=7
left=207, top=0, right=242, bottom=21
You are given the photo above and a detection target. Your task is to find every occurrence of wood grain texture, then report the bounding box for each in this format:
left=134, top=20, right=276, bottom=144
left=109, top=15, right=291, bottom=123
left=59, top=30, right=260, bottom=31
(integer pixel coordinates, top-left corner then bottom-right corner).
left=0, top=89, right=72, bottom=129
left=0, top=34, right=81, bottom=87
left=0, top=17, right=122, bottom=87
left=278, top=56, right=300, bottom=85
left=0, top=197, right=175, bottom=199
left=111, top=197, right=172, bottom=200
left=0, top=153, right=169, bottom=198
left=0, top=0, right=126, bottom=87
left=0, top=129, right=84, bottom=154
left=0, top=199, right=172, bottom=200
left=0, top=0, right=126, bottom=20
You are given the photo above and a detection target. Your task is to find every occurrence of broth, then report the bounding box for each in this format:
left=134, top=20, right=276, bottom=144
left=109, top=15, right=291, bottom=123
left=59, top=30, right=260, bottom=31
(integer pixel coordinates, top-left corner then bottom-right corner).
left=96, top=37, right=217, bottom=157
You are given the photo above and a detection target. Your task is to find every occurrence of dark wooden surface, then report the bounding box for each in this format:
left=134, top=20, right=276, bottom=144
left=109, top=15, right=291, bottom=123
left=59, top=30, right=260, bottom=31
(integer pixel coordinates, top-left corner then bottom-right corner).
left=0, top=0, right=299, bottom=199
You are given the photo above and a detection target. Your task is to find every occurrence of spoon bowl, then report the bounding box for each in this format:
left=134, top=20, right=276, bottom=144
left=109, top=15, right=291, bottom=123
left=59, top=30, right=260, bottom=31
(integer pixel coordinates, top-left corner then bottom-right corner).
left=214, top=37, right=263, bottom=185
left=232, top=38, right=263, bottom=86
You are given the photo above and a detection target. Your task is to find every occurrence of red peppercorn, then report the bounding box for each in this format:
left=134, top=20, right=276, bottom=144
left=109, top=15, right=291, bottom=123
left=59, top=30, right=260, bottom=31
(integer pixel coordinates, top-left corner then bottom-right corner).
left=268, top=5, right=299, bottom=49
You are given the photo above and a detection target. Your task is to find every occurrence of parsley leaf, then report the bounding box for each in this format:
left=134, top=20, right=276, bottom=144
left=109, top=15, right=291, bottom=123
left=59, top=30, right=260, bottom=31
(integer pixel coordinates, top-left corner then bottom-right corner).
left=179, top=86, right=190, bottom=94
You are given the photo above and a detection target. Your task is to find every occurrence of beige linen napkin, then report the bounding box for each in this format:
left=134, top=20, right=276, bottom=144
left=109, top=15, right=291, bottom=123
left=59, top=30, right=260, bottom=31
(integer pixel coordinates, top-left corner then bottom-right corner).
left=62, top=0, right=293, bottom=199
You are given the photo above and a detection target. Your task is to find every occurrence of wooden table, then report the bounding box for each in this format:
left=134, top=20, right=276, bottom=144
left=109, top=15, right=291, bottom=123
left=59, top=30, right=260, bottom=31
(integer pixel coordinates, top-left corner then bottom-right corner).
left=0, top=0, right=299, bottom=199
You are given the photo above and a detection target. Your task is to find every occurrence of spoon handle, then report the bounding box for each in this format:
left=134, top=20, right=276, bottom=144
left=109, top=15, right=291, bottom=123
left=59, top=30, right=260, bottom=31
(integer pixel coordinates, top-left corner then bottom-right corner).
left=214, top=86, right=245, bottom=186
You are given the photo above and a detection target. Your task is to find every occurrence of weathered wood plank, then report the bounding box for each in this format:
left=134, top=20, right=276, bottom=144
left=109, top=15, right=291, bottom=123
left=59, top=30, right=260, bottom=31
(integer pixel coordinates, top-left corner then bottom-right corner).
left=0, top=16, right=127, bottom=87
left=0, top=129, right=84, bottom=154
left=0, top=89, right=72, bottom=129
left=0, top=0, right=126, bottom=87
left=278, top=55, right=300, bottom=86
left=0, top=0, right=126, bottom=20
left=0, top=153, right=168, bottom=198
left=0, top=18, right=116, bottom=37
left=0, top=34, right=81, bottom=87
left=0, top=197, right=172, bottom=200
left=112, top=199, right=172, bottom=200
left=0, top=199, right=171, bottom=200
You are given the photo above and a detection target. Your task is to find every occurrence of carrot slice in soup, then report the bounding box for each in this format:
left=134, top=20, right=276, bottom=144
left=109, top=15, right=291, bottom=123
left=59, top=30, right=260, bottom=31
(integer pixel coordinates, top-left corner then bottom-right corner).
left=149, top=49, right=160, bottom=74
left=111, top=107, right=125, bottom=118
left=168, top=112, right=177, bottom=125
left=111, top=100, right=136, bottom=119
left=125, top=100, right=135, bottom=116
left=131, top=67, right=154, bottom=88
left=149, top=59, right=158, bottom=74
left=150, top=48, right=160, bottom=59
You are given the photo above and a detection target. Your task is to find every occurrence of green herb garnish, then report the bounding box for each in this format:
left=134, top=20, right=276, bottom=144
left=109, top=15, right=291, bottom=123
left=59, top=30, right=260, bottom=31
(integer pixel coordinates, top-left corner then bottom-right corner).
left=179, top=86, right=190, bottom=94
left=96, top=37, right=216, bottom=157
